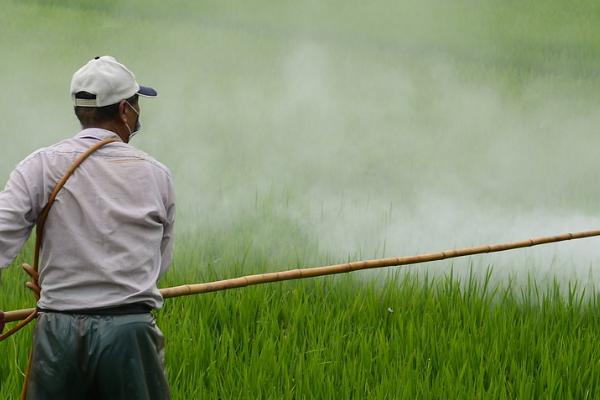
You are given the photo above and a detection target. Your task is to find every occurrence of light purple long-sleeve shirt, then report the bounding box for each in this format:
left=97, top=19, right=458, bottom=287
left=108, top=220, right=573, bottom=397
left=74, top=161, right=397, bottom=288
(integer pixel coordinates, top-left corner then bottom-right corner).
left=0, top=128, right=175, bottom=310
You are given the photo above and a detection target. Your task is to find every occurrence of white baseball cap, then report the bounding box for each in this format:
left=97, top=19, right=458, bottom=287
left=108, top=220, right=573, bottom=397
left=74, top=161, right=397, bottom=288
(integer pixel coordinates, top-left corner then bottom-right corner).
left=70, top=55, right=157, bottom=107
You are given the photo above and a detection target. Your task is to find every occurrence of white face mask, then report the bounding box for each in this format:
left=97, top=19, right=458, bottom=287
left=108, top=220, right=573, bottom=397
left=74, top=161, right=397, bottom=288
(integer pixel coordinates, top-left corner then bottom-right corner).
left=124, top=101, right=142, bottom=140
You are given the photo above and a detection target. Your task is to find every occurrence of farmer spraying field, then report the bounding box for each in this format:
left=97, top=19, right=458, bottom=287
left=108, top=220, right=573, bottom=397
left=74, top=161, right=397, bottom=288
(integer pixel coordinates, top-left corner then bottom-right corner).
left=0, top=56, right=174, bottom=399
left=3, top=56, right=600, bottom=399
left=6, top=1, right=600, bottom=398
left=3, top=56, right=600, bottom=400
left=2, top=52, right=600, bottom=397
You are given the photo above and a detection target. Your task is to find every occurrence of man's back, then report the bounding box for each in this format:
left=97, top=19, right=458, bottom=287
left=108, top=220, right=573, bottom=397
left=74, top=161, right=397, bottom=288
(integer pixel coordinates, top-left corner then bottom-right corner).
left=0, top=128, right=175, bottom=310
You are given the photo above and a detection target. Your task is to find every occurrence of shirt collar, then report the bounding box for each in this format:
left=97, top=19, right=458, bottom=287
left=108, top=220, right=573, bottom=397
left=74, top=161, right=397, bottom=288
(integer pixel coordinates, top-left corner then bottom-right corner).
left=75, top=128, right=123, bottom=142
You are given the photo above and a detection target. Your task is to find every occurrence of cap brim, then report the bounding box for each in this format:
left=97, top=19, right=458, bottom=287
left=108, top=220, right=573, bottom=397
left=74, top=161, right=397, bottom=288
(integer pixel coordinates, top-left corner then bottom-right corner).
left=138, top=85, right=157, bottom=97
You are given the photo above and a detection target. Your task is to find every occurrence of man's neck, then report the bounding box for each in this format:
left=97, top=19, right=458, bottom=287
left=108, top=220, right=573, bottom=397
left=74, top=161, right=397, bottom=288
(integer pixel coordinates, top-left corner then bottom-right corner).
left=82, top=123, right=129, bottom=143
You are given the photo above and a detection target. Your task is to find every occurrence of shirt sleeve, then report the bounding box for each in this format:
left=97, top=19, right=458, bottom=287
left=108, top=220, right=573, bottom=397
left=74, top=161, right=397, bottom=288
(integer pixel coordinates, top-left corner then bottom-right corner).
left=159, top=174, right=176, bottom=278
left=0, top=166, right=39, bottom=267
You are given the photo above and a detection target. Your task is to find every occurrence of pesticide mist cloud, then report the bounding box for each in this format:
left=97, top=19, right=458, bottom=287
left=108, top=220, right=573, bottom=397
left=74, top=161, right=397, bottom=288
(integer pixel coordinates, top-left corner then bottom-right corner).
left=272, top=43, right=600, bottom=284
left=161, top=38, right=600, bottom=285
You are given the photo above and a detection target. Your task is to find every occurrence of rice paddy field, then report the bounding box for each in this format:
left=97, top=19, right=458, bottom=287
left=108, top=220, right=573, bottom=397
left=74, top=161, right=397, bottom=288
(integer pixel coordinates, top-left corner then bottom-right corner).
left=3, top=0, right=600, bottom=398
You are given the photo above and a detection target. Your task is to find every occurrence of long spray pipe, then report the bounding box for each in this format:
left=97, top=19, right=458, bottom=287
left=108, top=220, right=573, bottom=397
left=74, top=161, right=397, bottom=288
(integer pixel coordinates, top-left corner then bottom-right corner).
left=4, top=228, right=600, bottom=324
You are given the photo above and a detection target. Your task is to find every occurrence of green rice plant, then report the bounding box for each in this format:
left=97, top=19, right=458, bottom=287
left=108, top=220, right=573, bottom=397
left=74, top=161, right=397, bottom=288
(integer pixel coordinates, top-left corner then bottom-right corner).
left=4, top=250, right=600, bottom=399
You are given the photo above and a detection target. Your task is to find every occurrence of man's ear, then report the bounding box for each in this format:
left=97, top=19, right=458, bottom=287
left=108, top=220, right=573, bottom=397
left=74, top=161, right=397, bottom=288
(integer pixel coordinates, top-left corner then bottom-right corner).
left=119, top=100, right=128, bottom=122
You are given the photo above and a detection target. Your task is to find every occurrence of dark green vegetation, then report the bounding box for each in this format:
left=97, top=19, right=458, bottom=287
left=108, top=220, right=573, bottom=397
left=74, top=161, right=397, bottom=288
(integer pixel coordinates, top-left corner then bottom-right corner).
left=3, top=0, right=600, bottom=398
left=3, top=256, right=600, bottom=398
left=161, top=269, right=600, bottom=399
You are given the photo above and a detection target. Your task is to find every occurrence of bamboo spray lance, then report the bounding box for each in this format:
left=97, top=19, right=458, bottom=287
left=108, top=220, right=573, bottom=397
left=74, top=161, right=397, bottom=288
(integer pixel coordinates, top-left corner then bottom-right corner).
left=3, top=228, right=600, bottom=328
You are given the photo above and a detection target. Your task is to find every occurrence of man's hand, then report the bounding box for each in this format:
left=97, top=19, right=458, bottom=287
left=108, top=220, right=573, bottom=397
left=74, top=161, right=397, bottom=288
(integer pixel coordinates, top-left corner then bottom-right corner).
left=22, top=263, right=40, bottom=300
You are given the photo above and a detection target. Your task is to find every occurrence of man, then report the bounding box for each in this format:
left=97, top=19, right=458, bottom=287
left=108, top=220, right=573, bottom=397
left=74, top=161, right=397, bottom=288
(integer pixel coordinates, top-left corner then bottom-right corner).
left=0, top=56, right=175, bottom=399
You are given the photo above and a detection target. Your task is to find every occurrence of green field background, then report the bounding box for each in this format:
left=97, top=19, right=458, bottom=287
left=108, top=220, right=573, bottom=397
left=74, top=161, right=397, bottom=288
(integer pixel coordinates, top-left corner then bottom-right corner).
left=3, top=0, right=600, bottom=398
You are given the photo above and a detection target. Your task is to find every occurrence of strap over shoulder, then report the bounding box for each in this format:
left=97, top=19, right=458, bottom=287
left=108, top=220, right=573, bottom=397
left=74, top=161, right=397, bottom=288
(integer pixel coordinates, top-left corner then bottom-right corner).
left=0, top=136, right=118, bottom=343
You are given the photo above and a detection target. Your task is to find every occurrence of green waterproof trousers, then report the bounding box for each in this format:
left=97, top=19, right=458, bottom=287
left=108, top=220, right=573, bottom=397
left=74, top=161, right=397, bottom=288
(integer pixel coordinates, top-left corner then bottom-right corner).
left=26, top=312, right=170, bottom=400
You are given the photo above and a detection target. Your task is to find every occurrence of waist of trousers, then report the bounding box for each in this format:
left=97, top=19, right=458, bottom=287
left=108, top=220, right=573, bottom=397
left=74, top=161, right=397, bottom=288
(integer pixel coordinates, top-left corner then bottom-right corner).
left=37, top=302, right=153, bottom=316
